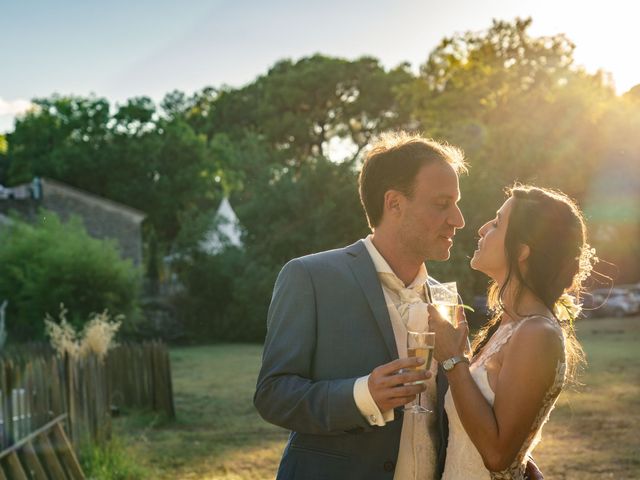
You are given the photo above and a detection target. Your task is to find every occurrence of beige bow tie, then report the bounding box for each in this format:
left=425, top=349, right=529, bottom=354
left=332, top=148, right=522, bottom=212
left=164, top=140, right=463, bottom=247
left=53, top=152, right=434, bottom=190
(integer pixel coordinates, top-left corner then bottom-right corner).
left=379, top=272, right=424, bottom=302
left=378, top=272, right=427, bottom=326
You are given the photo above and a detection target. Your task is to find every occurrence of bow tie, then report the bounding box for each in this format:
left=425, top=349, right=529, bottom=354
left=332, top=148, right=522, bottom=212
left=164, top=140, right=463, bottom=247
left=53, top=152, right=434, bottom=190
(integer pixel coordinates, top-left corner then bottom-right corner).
left=378, top=272, right=425, bottom=304
left=378, top=272, right=429, bottom=330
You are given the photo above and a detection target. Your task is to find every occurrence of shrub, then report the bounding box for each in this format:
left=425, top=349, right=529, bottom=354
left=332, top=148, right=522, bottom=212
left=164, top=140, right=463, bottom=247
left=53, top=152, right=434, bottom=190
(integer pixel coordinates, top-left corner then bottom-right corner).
left=171, top=247, right=243, bottom=342
left=0, top=210, right=141, bottom=341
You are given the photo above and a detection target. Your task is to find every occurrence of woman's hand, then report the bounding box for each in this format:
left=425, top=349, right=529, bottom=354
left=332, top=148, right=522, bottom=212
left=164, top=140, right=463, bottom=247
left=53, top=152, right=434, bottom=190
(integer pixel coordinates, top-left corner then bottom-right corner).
left=428, top=304, right=469, bottom=362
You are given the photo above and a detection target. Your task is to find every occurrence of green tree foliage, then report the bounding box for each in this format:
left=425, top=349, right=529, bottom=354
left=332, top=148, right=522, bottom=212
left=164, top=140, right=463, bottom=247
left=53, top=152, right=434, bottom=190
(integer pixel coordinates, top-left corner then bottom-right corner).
left=399, top=18, right=618, bottom=293
left=0, top=211, right=141, bottom=341
left=0, top=134, right=7, bottom=182
left=5, top=96, right=112, bottom=187
left=171, top=248, right=246, bottom=341
left=173, top=134, right=369, bottom=341
left=186, top=55, right=413, bottom=166
left=580, top=86, right=640, bottom=283
left=4, top=95, right=222, bottom=246
left=2, top=19, right=638, bottom=342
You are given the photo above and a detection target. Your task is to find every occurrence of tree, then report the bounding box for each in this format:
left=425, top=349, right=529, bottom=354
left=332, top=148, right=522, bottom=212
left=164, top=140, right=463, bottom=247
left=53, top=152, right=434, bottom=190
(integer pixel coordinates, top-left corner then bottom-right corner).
left=4, top=94, right=223, bottom=248
left=233, top=151, right=368, bottom=336
left=400, top=18, right=617, bottom=295
left=187, top=55, right=413, bottom=167
left=0, top=134, right=8, bottom=183
left=581, top=88, right=640, bottom=284
left=5, top=95, right=112, bottom=188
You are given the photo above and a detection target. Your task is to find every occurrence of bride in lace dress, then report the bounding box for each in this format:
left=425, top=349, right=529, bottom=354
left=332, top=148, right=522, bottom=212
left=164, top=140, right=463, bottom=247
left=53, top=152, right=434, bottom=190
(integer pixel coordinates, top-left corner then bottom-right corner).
left=429, top=185, right=595, bottom=480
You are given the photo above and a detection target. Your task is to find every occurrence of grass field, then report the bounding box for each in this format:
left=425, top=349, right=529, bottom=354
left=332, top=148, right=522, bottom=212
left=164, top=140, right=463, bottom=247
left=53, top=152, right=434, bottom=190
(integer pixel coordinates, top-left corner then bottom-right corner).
left=114, top=316, right=640, bottom=479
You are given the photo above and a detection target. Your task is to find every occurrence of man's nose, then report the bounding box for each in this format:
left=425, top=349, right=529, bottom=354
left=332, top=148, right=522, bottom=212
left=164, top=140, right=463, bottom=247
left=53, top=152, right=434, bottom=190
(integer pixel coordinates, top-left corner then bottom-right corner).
left=450, top=205, right=465, bottom=229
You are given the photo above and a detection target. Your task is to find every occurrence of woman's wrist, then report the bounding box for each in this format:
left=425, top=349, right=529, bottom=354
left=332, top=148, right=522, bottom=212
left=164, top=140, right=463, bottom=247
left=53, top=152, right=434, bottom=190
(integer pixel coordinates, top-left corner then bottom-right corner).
left=443, top=356, right=470, bottom=379
left=441, top=350, right=466, bottom=362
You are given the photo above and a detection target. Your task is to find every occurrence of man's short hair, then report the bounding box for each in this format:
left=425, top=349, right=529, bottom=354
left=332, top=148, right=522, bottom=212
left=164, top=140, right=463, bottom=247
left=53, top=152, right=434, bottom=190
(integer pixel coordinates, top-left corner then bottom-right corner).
left=358, top=131, right=467, bottom=229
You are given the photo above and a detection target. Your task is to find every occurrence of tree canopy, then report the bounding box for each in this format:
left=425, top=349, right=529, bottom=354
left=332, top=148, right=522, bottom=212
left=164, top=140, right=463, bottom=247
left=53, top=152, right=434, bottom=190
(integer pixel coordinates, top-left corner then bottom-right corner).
left=2, top=18, right=638, bottom=341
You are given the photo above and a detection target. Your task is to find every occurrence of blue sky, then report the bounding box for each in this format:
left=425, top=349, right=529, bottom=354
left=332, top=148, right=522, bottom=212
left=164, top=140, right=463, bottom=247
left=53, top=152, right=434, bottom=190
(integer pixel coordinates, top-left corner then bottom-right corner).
left=2, top=0, right=638, bottom=133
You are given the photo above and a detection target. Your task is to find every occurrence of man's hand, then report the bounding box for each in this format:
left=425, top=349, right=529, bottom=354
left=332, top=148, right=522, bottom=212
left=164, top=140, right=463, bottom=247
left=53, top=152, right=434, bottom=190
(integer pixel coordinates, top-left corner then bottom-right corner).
left=368, top=357, right=432, bottom=412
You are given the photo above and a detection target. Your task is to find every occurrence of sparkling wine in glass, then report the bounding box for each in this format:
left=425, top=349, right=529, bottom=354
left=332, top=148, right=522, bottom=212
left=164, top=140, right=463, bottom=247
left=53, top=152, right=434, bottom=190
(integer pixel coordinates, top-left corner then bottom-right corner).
left=430, top=281, right=471, bottom=357
left=430, top=282, right=460, bottom=326
left=404, top=330, right=435, bottom=414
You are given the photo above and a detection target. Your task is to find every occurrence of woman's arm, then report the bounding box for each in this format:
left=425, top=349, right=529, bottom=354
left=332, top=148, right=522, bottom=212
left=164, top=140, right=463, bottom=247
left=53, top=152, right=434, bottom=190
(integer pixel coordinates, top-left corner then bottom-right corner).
left=430, top=308, right=563, bottom=471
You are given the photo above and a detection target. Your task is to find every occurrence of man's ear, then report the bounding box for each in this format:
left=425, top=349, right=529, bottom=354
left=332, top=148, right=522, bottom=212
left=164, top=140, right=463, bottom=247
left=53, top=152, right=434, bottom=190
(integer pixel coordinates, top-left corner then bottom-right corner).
left=384, top=190, right=404, bottom=217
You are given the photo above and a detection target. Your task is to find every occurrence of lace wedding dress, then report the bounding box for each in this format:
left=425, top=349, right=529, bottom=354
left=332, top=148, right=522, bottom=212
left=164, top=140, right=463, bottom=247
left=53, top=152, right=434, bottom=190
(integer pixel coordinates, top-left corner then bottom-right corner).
left=441, top=316, right=566, bottom=480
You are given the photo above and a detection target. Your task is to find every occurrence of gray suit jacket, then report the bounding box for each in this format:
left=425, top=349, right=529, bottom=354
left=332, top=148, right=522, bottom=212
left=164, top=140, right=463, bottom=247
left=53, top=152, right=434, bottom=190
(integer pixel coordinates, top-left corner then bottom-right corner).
left=254, top=240, right=449, bottom=480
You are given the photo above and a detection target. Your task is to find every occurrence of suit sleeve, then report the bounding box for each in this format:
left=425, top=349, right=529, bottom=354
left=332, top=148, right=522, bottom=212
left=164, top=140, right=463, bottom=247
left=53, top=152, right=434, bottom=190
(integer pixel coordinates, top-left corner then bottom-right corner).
left=254, top=258, right=372, bottom=435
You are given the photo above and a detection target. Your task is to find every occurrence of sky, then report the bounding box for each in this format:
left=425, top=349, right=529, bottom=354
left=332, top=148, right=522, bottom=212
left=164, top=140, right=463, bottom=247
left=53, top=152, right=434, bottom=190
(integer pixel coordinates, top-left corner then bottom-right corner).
left=1, top=0, right=638, bottom=133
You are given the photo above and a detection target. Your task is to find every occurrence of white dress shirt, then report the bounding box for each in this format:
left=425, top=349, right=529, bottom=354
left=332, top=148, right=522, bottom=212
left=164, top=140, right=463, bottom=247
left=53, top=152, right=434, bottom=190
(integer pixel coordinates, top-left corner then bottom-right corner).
left=352, top=235, right=439, bottom=479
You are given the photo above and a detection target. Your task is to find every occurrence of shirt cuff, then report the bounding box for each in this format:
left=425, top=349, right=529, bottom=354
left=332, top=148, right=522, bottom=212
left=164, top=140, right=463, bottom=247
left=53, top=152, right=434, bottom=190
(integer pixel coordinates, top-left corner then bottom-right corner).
left=353, top=374, right=394, bottom=426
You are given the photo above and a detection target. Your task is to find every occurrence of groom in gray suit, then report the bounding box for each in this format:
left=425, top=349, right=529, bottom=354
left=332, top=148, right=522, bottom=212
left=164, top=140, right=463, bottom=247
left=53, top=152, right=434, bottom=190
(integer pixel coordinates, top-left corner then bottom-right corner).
left=255, top=132, right=467, bottom=479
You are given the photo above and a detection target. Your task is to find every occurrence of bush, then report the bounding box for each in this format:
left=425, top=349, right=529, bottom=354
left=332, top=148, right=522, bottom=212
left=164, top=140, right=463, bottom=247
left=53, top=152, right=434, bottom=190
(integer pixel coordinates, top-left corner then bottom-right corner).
left=171, top=246, right=282, bottom=343
left=0, top=210, right=141, bottom=341
left=171, top=248, right=245, bottom=342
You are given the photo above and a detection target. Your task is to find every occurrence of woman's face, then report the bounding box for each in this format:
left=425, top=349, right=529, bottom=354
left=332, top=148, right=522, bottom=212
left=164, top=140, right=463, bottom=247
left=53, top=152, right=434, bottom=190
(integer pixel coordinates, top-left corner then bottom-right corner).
left=470, top=197, right=515, bottom=283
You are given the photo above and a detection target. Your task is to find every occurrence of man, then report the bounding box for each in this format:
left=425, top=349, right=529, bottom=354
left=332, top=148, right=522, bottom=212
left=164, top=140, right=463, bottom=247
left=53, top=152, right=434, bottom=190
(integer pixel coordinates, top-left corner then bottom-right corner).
left=255, top=132, right=465, bottom=479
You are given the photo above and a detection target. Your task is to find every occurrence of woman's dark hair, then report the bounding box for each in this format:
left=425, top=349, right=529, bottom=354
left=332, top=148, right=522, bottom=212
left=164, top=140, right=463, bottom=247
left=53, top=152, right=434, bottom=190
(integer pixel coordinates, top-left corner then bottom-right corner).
left=472, top=185, right=595, bottom=382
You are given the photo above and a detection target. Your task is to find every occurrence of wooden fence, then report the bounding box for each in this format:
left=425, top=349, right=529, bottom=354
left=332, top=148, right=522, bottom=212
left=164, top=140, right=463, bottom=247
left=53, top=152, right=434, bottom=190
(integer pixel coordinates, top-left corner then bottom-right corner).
left=0, top=341, right=174, bottom=452
left=0, top=414, right=85, bottom=480
left=106, top=342, right=175, bottom=418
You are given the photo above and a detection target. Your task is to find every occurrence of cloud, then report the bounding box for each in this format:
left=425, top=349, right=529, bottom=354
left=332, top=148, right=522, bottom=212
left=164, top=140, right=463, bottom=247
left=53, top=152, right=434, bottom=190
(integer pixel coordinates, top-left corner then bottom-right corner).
left=0, top=98, right=33, bottom=117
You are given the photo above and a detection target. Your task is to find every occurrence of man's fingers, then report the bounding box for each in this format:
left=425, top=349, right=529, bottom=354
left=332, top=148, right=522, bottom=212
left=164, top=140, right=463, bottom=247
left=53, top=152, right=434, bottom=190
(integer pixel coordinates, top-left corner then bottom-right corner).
left=379, top=370, right=430, bottom=388
left=376, top=357, right=424, bottom=376
left=378, top=387, right=424, bottom=411
left=387, top=384, right=425, bottom=398
left=372, top=369, right=433, bottom=411
left=387, top=391, right=428, bottom=409
left=388, top=396, right=420, bottom=409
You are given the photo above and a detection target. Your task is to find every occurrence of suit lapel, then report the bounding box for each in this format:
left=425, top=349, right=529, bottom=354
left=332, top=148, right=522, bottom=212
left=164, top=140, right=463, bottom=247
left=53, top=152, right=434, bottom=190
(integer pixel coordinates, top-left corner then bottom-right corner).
left=345, top=241, right=398, bottom=359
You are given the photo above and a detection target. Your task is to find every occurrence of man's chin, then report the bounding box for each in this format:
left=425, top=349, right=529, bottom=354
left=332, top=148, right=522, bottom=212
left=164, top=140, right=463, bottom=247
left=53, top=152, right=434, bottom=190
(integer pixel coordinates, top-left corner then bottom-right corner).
left=427, top=250, right=451, bottom=262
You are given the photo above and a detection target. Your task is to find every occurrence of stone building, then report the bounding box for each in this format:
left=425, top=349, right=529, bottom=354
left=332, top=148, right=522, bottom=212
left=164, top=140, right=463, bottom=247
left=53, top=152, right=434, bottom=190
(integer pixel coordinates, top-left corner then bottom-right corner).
left=0, top=178, right=145, bottom=266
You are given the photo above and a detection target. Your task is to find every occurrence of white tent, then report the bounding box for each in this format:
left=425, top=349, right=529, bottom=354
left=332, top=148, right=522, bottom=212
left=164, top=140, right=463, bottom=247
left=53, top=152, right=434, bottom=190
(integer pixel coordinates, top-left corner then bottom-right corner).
left=200, top=197, right=243, bottom=254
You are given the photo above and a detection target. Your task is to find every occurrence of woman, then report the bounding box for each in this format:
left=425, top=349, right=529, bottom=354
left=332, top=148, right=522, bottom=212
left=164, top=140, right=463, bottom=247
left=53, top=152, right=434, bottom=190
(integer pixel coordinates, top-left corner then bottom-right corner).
left=429, top=185, right=595, bottom=479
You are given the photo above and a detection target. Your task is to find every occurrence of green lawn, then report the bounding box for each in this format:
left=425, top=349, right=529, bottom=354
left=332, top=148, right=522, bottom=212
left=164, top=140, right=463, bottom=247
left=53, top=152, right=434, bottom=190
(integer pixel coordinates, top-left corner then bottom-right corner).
left=114, top=344, right=288, bottom=479
left=534, top=316, right=640, bottom=479
left=114, top=316, right=640, bottom=479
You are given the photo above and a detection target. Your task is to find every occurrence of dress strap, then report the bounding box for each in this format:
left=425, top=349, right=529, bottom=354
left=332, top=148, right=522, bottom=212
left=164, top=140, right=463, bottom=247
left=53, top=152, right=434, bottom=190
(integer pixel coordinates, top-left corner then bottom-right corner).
left=474, top=322, right=516, bottom=367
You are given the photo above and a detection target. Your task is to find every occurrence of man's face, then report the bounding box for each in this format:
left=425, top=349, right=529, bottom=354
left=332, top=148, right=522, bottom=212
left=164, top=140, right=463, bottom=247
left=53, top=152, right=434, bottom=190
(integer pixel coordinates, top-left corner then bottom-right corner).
left=396, top=162, right=465, bottom=261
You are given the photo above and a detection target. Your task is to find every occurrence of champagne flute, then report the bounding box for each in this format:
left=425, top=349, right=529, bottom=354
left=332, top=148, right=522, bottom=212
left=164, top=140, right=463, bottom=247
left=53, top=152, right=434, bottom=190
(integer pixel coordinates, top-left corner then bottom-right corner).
left=404, top=330, right=435, bottom=414
left=430, top=282, right=460, bottom=326
left=430, top=281, right=471, bottom=357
